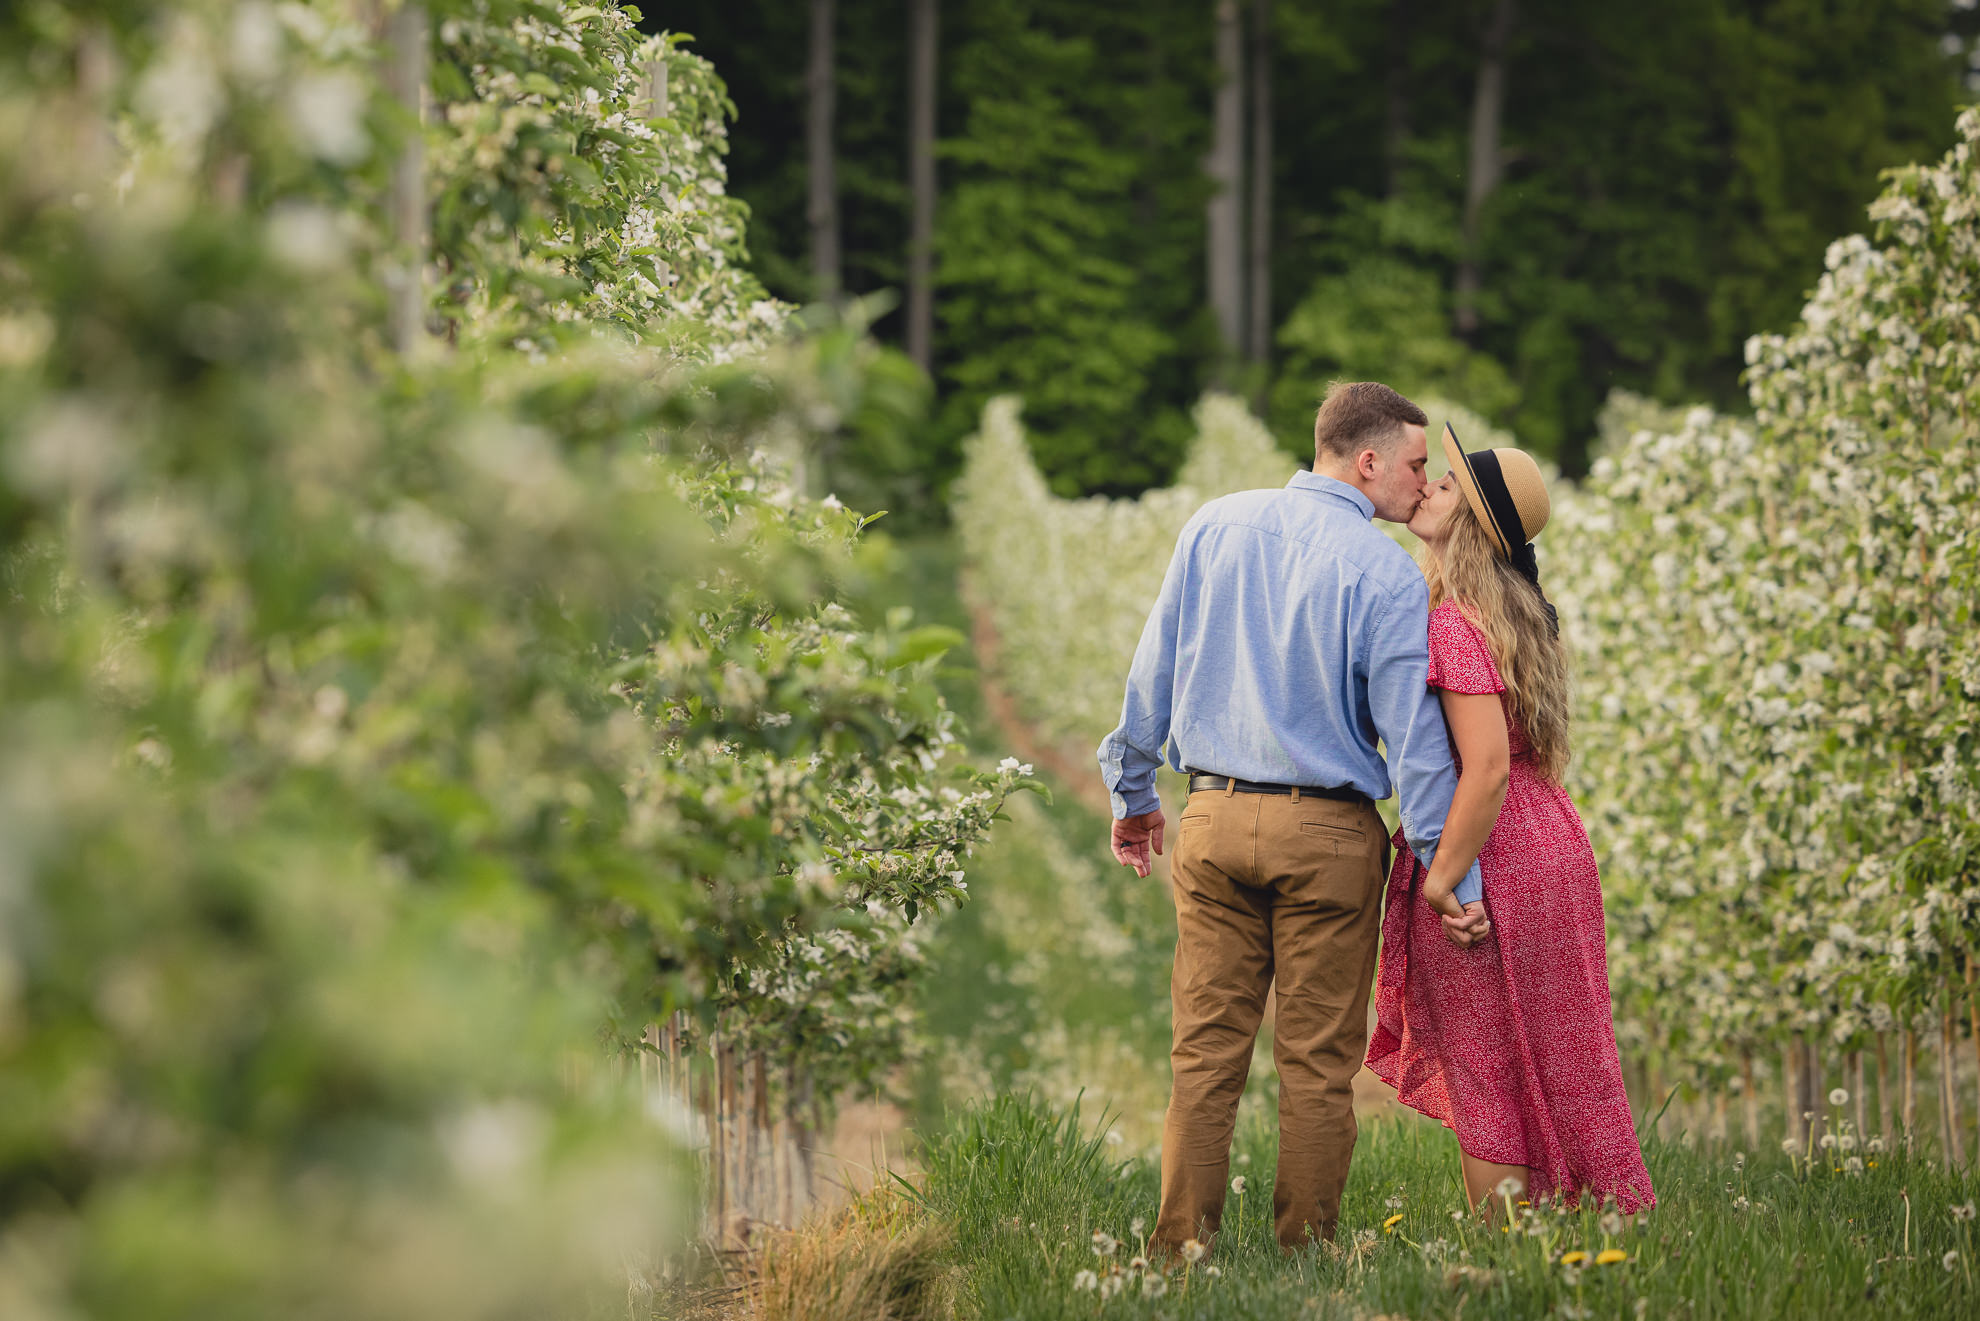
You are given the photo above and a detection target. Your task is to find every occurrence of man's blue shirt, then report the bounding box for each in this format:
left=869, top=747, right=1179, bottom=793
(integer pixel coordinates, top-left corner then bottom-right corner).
left=1096, top=471, right=1483, bottom=904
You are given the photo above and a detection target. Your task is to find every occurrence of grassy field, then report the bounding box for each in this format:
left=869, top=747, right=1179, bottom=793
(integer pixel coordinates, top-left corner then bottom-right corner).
left=884, top=1093, right=1980, bottom=1321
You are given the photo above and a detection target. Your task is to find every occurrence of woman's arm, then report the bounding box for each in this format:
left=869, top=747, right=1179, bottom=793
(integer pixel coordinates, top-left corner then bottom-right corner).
left=1418, top=690, right=1511, bottom=919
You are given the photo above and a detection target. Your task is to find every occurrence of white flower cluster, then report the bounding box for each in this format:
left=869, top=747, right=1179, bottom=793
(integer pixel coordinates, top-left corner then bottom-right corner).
left=427, top=5, right=788, bottom=358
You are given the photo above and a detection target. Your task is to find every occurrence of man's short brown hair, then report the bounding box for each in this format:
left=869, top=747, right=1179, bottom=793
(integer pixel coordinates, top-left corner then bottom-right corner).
left=1313, top=381, right=1427, bottom=464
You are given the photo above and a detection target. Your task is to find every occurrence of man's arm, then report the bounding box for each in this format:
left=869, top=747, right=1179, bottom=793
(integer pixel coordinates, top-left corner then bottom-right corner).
left=1366, top=580, right=1485, bottom=907
left=1097, top=526, right=1192, bottom=843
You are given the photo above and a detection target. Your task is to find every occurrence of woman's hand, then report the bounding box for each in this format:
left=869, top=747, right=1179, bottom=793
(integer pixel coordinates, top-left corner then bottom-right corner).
left=1420, top=870, right=1465, bottom=921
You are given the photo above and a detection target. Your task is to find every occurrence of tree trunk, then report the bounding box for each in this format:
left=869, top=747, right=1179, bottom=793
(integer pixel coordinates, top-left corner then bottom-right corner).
left=383, top=3, right=428, bottom=357
left=1903, top=1026, right=1918, bottom=1151
left=905, top=0, right=937, bottom=370
left=1967, top=955, right=1979, bottom=1168
left=1244, top=0, right=1273, bottom=376
left=1875, top=1030, right=1894, bottom=1147
left=1943, top=981, right=1966, bottom=1167
left=1205, top=0, right=1245, bottom=361
left=1784, top=1039, right=1801, bottom=1147
left=1740, top=1050, right=1760, bottom=1148
left=806, top=0, right=841, bottom=303
left=1382, top=0, right=1413, bottom=198
left=1850, top=1050, right=1867, bottom=1145
left=1454, top=0, right=1515, bottom=340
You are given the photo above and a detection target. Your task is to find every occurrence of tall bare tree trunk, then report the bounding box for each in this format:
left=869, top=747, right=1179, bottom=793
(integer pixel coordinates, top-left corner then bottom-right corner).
left=905, top=0, right=937, bottom=371
left=1205, top=0, right=1245, bottom=361
left=1454, top=0, right=1515, bottom=340
left=1807, top=1030, right=1824, bottom=1125
left=806, top=0, right=841, bottom=303
left=1244, top=0, right=1273, bottom=377
left=1382, top=0, right=1413, bottom=198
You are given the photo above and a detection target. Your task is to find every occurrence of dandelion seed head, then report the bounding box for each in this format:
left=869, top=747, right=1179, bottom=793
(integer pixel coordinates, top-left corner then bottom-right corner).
left=1181, top=1238, right=1206, bottom=1263
left=1829, top=1088, right=1849, bottom=1107
left=1230, top=1175, right=1247, bottom=1195
left=1072, top=1269, right=1098, bottom=1292
left=1944, top=1249, right=1960, bottom=1272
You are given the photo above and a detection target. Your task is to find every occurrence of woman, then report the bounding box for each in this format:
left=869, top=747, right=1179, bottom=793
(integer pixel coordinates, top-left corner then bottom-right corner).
left=1363, top=423, right=1655, bottom=1215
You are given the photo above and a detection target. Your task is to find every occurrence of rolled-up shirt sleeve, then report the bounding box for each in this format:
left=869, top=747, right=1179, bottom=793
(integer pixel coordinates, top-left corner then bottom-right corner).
left=1097, top=526, right=1192, bottom=820
left=1368, top=579, right=1484, bottom=905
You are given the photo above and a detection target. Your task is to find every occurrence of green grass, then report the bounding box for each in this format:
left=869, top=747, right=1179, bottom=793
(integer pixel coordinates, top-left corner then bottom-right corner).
left=912, top=1093, right=1980, bottom=1320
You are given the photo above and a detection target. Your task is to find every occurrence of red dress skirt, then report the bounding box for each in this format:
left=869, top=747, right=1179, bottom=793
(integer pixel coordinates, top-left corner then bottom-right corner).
left=1364, top=602, right=1655, bottom=1213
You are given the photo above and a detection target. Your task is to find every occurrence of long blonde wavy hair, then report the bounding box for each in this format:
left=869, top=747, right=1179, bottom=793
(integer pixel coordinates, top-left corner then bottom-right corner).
left=1420, top=497, right=1573, bottom=782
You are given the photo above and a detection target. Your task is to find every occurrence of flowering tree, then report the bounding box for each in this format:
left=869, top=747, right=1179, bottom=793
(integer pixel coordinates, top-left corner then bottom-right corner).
left=1552, top=112, right=1980, bottom=1153
left=0, top=0, right=1028, bottom=1311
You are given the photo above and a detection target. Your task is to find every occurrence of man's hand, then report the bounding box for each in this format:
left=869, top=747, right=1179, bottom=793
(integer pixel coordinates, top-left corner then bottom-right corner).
left=1441, top=901, right=1492, bottom=949
left=1111, top=810, right=1166, bottom=878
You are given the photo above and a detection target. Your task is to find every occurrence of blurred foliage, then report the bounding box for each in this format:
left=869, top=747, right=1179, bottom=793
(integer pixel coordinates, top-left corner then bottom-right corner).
left=655, top=0, right=1976, bottom=487
left=0, top=0, right=1029, bottom=1313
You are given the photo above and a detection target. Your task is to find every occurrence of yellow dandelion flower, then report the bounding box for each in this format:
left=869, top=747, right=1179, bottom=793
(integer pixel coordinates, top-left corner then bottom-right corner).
left=1383, top=1213, right=1405, bottom=1233
left=1561, top=1251, right=1589, bottom=1265
left=1596, top=1249, right=1627, bottom=1266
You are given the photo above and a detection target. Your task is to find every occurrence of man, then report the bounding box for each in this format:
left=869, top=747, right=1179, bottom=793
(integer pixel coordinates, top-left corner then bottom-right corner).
left=1098, top=381, right=1489, bottom=1255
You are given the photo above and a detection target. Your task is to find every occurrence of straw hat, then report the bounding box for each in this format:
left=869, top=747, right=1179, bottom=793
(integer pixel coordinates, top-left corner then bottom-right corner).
left=1440, top=422, right=1550, bottom=558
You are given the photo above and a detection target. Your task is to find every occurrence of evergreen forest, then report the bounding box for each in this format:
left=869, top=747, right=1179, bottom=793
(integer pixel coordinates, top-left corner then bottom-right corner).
left=657, top=0, right=1979, bottom=503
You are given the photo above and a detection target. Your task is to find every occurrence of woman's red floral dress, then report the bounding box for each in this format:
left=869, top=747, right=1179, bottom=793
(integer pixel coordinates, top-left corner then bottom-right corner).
left=1365, top=601, right=1655, bottom=1212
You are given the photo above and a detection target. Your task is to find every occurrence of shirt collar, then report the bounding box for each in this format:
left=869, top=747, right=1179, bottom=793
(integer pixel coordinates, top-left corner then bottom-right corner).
left=1288, top=470, right=1376, bottom=521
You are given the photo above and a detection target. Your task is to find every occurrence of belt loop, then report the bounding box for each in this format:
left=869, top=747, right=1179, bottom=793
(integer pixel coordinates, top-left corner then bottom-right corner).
left=1290, top=785, right=1301, bottom=804
left=1224, top=777, right=1237, bottom=799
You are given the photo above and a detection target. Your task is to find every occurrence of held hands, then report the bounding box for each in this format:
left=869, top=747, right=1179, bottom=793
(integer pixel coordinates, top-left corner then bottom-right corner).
left=1111, top=810, right=1166, bottom=878
left=1423, top=871, right=1492, bottom=948
left=1441, top=901, right=1492, bottom=949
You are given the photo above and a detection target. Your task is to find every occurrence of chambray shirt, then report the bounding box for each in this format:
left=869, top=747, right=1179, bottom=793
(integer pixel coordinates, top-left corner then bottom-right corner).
left=1097, top=471, right=1484, bottom=905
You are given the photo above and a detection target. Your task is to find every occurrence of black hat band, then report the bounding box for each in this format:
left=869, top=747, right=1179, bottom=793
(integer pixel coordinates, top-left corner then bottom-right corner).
left=1465, top=449, right=1526, bottom=557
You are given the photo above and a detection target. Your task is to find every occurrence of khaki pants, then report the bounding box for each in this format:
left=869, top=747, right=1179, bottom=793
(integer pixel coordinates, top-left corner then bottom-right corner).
left=1154, top=785, right=1388, bottom=1253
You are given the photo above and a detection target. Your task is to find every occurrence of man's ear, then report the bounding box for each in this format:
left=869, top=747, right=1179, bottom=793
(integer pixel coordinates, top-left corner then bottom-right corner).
left=1355, top=447, right=1380, bottom=480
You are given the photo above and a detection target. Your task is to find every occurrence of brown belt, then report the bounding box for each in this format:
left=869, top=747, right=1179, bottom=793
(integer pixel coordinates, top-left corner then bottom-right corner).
left=1184, top=772, right=1369, bottom=805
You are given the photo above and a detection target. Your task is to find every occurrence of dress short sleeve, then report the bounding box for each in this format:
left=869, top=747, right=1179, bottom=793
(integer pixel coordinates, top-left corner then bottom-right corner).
left=1425, top=601, right=1506, bottom=695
